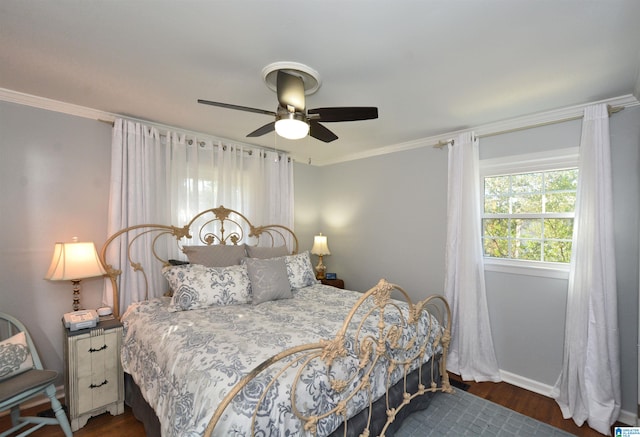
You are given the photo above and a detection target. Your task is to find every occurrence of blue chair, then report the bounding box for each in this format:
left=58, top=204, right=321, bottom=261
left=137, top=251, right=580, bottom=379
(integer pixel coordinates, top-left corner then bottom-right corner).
left=0, top=312, right=72, bottom=437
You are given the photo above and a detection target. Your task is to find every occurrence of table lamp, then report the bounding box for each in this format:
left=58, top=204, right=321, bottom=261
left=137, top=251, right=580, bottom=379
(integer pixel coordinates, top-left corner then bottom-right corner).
left=45, top=239, right=106, bottom=311
left=311, top=233, right=331, bottom=279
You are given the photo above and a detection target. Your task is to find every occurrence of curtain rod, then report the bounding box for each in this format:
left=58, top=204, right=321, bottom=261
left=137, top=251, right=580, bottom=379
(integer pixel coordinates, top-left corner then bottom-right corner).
left=98, top=117, right=290, bottom=159
left=432, top=104, right=624, bottom=149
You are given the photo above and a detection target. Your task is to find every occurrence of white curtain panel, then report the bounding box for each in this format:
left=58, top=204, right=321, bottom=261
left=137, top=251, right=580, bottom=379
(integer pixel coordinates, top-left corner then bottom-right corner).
left=103, top=119, right=293, bottom=314
left=103, top=119, right=169, bottom=315
left=444, top=132, right=501, bottom=382
left=165, top=132, right=293, bottom=232
left=552, top=104, right=620, bottom=435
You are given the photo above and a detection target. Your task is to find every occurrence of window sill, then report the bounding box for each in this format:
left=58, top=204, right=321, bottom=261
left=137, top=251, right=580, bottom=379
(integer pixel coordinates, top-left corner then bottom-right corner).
left=483, top=258, right=570, bottom=279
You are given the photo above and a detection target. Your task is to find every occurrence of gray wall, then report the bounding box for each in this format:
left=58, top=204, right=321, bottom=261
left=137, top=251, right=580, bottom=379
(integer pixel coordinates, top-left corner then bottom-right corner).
left=291, top=161, right=322, bottom=254
left=295, top=145, right=449, bottom=302
left=0, top=101, right=111, bottom=384
left=295, top=106, right=639, bottom=417
left=610, top=107, right=640, bottom=415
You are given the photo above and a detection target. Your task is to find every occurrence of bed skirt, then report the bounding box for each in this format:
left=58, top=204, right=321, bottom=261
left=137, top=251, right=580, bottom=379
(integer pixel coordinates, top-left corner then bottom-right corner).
left=124, top=355, right=441, bottom=437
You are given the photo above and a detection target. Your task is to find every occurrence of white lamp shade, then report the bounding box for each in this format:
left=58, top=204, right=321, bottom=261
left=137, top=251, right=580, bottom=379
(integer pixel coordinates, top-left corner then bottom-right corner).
left=45, top=241, right=106, bottom=281
left=311, top=233, right=331, bottom=256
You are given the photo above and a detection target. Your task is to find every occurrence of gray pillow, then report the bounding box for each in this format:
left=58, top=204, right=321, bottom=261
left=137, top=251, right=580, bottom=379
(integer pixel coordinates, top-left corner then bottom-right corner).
left=182, top=244, right=247, bottom=267
left=243, top=257, right=292, bottom=304
left=245, top=244, right=289, bottom=259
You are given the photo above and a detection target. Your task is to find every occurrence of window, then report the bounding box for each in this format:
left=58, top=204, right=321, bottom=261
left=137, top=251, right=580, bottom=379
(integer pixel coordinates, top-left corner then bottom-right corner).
left=480, top=148, right=579, bottom=274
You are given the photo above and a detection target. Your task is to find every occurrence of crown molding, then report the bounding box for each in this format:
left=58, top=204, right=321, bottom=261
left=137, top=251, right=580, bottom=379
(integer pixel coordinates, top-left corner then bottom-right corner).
left=0, top=88, right=117, bottom=123
left=0, top=88, right=268, bottom=151
left=474, top=94, right=639, bottom=138
left=316, top=94, right=639, bottom=166
left=2, top=87, right=637, bottom=167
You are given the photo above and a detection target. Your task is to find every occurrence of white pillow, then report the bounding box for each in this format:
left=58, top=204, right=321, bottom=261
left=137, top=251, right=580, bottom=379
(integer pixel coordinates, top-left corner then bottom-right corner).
left=0, top=331, right=34, bottom=381
left=284, top=251, right=318, bottom=289
left=163, top=263, right=251, bottom=312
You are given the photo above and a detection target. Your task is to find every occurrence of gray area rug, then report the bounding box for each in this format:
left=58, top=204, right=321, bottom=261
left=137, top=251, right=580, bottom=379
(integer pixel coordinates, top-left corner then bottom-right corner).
left=396, top=388, right=575, bottom=436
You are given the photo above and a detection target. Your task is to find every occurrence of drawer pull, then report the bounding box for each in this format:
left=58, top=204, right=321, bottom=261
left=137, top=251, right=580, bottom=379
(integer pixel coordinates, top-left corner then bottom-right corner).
left=88, top=344, right=108, bottom=353
left=89, top=379, right=108, bottom=389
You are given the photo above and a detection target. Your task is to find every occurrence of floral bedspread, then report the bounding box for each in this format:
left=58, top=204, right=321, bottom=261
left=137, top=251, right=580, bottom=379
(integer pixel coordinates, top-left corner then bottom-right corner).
left=120, top=283, right=443, bottom=437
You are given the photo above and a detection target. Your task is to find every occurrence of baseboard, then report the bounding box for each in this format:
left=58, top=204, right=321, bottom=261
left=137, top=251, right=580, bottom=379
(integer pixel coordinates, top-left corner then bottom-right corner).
left=618, top=410, right=639, bottom=427
left=0, top=385, right=65, bottom=418
left=499, top=369, right=554, bottom=397
left=500, top=370, right=637, bottom=426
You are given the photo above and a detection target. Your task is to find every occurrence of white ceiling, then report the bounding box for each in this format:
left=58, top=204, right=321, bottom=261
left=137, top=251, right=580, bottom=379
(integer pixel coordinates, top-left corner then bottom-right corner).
left=2, top=1, right=639, bottom=165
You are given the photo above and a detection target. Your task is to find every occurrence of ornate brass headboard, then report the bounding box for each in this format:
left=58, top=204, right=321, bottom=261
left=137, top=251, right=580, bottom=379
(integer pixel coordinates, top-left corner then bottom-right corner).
left=99, top=206, right=298, bottom=317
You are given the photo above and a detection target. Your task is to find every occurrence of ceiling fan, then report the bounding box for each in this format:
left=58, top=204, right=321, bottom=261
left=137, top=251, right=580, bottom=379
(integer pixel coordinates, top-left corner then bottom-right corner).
left=197, top=65, right=378, bottom=143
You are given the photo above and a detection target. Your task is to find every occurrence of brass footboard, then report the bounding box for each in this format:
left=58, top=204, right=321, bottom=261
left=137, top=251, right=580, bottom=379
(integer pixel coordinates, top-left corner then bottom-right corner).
left=204, top=279, right=452, bottom=437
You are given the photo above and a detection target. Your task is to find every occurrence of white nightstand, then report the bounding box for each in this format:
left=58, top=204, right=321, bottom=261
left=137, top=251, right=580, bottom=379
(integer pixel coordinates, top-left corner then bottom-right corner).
left=63, top=318, right=124, bottom=431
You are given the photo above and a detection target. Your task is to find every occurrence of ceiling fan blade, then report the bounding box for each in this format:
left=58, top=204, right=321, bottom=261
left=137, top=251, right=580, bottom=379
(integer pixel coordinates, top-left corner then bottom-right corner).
left=307, top=107, right=378, bottom=122
left=198, top=99, right=276, bottom=116
left=247, top=121, right=276, bottom=137
left=277, top=70, right=305, bottom=112
left=309, top=120, right=338, bottom=143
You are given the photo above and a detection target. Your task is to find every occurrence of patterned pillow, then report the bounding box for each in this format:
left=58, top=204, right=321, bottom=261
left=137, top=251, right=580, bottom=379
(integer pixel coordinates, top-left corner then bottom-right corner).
left=0, top=331, right=34, bottom=381
left=243, top=257, right=292, bottom=304
left=163, top=263, right=251, bottom=312
left=284, top=251, right=317, bottom=289
left=245, top=244, right=289, bottom=259
left=182, top=244, right=247, bottom=267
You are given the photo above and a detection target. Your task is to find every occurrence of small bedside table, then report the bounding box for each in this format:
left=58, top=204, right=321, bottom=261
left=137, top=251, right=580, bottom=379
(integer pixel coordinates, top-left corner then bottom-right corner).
left=321, top=278, right=345, bottom=289
left=63, top=318, right=124, bottom=431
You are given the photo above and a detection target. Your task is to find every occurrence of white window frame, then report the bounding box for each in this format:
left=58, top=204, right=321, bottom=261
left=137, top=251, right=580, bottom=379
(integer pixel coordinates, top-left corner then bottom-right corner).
left=479, top=147, right=579, bottom=279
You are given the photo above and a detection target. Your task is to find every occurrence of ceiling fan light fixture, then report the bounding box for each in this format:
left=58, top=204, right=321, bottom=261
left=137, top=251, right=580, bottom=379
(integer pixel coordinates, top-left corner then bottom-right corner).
left=275, top=112, right=309, bottom=140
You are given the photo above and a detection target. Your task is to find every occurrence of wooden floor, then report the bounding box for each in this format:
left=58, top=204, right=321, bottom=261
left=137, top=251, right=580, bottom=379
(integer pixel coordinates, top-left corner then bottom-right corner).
left=1, top=375, right=627, bottom=436
left=449, top=373, right=625, bottom=437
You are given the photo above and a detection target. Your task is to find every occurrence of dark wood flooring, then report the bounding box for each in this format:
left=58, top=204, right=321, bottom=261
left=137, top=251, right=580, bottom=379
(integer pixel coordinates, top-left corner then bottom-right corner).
left=1, top=374, right=627, bottom=436
left=449, top=373, right=625, bottom=436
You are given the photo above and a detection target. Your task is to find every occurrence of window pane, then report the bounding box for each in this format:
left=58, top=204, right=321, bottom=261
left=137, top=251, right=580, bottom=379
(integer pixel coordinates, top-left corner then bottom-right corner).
left=512, top=172, right=543, bottom=193
left=483, top=218, right=509, bottom=237
left=545, top=169, right=578, bottom=191
left=512, top=239, right=541, bottom=261
left=483, top=237, right=509, bottom=258
left=545, top=192, right=576, bottom=213
left=544, top=218, right=574, bottom=240
left=485, top=175, right=510, bottom=197
left=511, top=194, right=542, bottom=213
left=485, top=195, right=509, bottom=214
left=511, top=219, right=542, bottom=239
left=544, top=240, right=572, bottom=263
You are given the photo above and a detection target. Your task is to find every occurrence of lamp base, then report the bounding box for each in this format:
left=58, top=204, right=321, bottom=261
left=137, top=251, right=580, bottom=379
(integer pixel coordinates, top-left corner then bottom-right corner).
left=71, top=279, right=81, bottom=311
left=315, top=255, right=327, bottom=280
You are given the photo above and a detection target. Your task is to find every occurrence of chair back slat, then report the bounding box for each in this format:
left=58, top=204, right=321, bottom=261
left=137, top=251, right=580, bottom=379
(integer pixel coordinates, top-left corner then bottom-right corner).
left=0, top=312, right=45, bottom=370
left=0, top=314, right=21, bottom=341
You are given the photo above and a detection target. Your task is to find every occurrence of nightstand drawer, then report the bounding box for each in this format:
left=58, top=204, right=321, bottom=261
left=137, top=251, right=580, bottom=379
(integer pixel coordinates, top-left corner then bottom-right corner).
left=77, top=372, right=119, bottom=415
left=75, top=333, right=117, bottom=375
